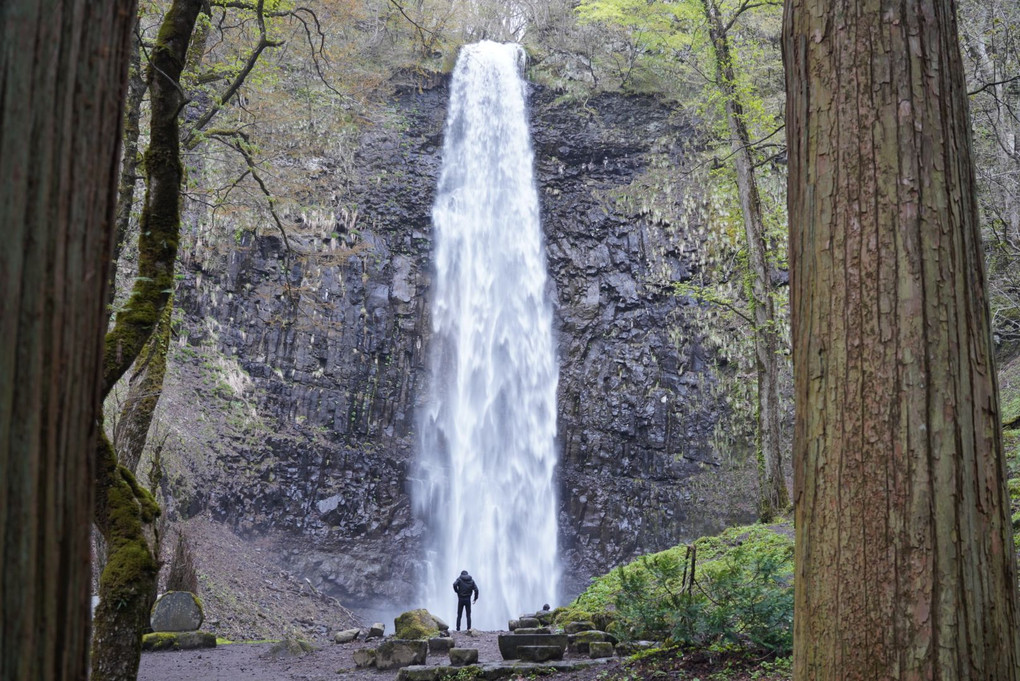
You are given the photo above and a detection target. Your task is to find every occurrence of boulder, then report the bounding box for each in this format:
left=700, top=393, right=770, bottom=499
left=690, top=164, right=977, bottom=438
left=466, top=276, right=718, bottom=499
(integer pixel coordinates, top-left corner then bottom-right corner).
left=334, top=628, right=360, bottom=644
left=141, top=631, right=216, bottom=652
left=564, top=621, right=596, bottom=635
left=508, top=619, right=520, bottom=631
left=517, top=645, right=564, bottom=662
left=497, top=634, right=568, bottom=660
left=432, top=615, right=450, bottom=632
left=366, top=622, right=386, bottom=639
left=395, top=609, right=441, bottom=640
left=449, top=648, right=479, bottom=666
left=569, top=630, right=616, bottom=654
left=513, top=627, right=551, bottom=635
left=353, top=648, right=377, bottom=668
left=150, top=591, right=203, bottom=632
left=376, top=639, right=428, bottom=670
left=517, top=617, right=540, bottom=628
left=589, top=642, right=614, bottom=659
left=429, top=637, right=455, bottom=653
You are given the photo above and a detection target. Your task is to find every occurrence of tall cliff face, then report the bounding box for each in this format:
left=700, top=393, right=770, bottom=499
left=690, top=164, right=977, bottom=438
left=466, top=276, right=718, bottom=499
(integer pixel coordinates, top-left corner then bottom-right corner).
left=172, top=75, right=755, bottom=614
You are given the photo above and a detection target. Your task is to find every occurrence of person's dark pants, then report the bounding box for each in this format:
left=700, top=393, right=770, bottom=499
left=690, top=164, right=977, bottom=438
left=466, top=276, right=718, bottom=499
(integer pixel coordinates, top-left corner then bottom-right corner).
left=457, top=599, right=472, bottom=630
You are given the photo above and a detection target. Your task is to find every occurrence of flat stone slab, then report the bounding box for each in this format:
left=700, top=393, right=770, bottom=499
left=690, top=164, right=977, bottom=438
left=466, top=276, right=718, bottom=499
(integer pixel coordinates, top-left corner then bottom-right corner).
left=518, top=645, right=564, bottom=662
left=150, top=591, right=203, bottom=632
left=514, top=627, right=551, bottom=635
left=498, top=633, right=567, bottom=660
left=141, top=631, right=216, bottom=652
left=429, top=637, right=455, bottom=653
left=396, top=658, right=613, bottom=681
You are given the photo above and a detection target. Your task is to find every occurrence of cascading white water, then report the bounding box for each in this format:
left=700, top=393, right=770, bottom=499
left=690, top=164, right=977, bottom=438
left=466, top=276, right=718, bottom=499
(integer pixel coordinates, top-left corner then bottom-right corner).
left=413, top=41, right=560, bottom=631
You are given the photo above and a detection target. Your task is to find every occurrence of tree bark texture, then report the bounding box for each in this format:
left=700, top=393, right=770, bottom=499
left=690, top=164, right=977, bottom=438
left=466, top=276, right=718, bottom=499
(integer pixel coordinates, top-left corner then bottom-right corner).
left=113, top=298, right=173, bottom=474
left=110, top=22, right=149, bottom=290
left=0, top=2, right=137, bottom=680
left=703, top=0, right=790, bottom=521
left=784, top=1, right=1020, bottom=678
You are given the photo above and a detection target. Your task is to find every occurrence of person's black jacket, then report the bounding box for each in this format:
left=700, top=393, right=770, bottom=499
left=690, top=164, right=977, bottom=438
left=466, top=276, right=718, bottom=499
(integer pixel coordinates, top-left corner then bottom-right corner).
left=453, top=574, right=479, bottom=602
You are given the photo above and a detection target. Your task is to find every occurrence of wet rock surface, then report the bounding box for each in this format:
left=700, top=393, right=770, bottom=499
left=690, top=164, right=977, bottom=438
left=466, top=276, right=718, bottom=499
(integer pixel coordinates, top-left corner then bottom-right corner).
left=172, top=74, right=755, bottom=613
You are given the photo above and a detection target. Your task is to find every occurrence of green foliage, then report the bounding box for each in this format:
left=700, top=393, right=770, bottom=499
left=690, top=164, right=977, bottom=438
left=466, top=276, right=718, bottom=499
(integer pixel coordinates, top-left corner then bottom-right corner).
left=571, top=525, right=793, bottom=655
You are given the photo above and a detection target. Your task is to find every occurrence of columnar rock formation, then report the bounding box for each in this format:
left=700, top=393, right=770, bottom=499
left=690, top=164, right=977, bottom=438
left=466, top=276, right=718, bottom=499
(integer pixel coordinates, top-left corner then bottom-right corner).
left=171, top=72, right=754, bottom=613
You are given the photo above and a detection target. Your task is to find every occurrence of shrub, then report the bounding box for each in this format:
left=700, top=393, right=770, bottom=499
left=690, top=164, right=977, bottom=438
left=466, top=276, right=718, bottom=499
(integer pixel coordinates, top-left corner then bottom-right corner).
left=570, top=525, right=794, bottom=656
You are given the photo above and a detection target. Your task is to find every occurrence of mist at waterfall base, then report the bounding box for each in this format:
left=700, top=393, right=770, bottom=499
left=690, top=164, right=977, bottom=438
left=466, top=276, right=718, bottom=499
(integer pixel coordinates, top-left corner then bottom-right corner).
left=412, top=41, right=561, bottom=631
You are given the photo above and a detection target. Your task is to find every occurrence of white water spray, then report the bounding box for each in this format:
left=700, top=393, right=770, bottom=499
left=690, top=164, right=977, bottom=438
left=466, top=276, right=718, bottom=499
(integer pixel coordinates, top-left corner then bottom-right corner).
left=413, top=41, right=560, bottom=630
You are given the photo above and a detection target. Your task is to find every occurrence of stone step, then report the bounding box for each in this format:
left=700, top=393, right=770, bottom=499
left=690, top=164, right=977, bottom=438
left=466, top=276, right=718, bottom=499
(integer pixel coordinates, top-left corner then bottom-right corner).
left=518, top=645, right=564, bottom=662
left=497, top=633, right=568, bottom=660
left=396, top=657, right=613, bottom=681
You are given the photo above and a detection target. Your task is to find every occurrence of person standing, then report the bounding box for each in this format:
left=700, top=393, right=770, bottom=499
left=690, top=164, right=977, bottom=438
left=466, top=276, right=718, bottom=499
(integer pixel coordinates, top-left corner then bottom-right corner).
left=453, top=570, right=479, bottom=631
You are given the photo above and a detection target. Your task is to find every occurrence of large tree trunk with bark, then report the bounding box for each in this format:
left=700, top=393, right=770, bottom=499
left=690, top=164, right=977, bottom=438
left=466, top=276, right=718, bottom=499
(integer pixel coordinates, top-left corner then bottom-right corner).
left=784, top=0, right=1020, bottom=678
left=703, top=0, right=789, bottom=521
left=0, top=2, right=137, bottom=680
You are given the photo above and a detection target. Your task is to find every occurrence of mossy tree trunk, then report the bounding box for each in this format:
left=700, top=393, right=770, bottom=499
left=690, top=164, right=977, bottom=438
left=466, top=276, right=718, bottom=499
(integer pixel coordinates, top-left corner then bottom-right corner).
left=785, top=0, right=1020, bottom=677
left=91, top=2, right=203, bottom=680
left=0, top=1, right=137, bottom=680
left=114, top=298, right=174, bottom=474
left=702, top=0, right=789, bottom=521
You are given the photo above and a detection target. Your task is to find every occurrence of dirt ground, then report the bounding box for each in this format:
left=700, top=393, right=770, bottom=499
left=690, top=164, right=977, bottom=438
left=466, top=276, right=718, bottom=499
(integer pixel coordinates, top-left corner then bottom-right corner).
left=136, top=630, right=623, bottom=681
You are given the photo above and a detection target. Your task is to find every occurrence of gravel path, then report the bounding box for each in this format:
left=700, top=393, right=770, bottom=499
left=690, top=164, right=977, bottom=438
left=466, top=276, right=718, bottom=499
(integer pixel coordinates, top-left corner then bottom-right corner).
left=137, top=630, right=619, bottom=681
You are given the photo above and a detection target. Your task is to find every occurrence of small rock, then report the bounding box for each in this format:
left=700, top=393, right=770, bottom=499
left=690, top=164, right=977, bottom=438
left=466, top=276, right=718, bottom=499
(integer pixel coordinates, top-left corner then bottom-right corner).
left=366, top=622, right=386, bottom=639
left=334, top=628, right=360, bottom=644
left=508, top=619, right=520, bottom=631
left=517, top=617, right=540, bottom=628
left=429, top=637, right=454, bottom=653
left=449, top=648, right=479, bottom=666
left=615, top=641, right=658, bottom=656
left=260, top=639, right=314, bottom=660
left=589, top=641, right=614, bottom=659
left=353, top=648, right=377, bottom=668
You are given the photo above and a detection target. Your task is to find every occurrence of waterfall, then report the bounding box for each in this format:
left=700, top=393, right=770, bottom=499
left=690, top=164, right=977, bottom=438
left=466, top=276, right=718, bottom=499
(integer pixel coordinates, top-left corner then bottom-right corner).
left=413, top=41, right=560, bottom=631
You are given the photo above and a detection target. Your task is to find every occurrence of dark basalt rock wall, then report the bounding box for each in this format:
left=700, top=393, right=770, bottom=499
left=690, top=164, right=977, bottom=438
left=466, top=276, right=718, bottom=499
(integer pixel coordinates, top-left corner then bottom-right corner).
left=174, top=75, right=752, bottom=614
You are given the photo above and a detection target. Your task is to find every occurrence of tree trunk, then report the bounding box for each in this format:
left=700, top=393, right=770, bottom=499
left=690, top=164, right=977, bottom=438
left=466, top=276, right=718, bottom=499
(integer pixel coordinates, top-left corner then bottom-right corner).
left=702, top=0, right=789, bottom=520
left=110, top=22, right=149, bottom=292
left=0, top=2, right=137, bottom=680
left=114, top=298, right=173, bottom=473
left=784, top=1, right=1020, bottom=678
left=91, top=2, right=202, bottom=680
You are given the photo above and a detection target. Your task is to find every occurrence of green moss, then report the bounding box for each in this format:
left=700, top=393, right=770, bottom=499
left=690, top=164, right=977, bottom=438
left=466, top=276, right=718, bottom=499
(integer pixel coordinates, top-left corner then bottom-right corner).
left=142, top=632, right=180, bottom=652
left=394, top=609, right=440, bottom=639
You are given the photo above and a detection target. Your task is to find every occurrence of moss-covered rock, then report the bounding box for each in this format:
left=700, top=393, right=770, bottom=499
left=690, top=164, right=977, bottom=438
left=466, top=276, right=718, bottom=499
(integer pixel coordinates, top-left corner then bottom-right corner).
left=394, top=609, right=441, bottom=639
left=141, top=631, right=216, bottom=651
